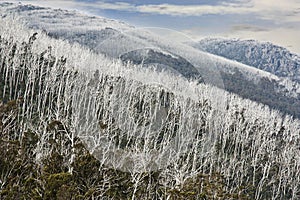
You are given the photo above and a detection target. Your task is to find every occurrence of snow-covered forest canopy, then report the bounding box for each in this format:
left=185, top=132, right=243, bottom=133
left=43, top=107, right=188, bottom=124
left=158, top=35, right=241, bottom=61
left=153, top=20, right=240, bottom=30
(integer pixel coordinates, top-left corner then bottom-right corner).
left=1, top=12, right=300, bottom=200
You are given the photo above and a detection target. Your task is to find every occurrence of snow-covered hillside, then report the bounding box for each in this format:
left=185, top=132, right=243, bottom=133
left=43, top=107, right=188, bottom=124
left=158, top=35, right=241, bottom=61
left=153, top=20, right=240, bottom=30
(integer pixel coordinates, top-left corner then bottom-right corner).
left=1, top=3, right=300, bottom=199
left=194, top=38, right=300, bottom=81
left=0, top=3, right=275, bottom=81
left=1, top=2, right=300, bottom=118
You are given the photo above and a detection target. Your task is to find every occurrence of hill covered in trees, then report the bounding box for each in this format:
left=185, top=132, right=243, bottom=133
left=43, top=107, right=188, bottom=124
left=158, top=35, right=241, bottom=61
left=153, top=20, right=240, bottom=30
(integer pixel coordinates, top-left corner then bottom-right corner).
left=2, top=2, right=300, bottom=119
left=194, top=38, right=300, bottom=81
left=1, top=14, right=300, bottom=200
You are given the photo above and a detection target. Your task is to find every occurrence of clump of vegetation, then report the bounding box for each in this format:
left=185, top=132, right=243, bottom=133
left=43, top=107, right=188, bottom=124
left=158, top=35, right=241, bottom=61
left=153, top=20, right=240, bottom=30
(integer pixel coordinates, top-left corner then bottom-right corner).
left=1, top=23, right=300, bottom=200
left=0, top=99, right=244, bottom=199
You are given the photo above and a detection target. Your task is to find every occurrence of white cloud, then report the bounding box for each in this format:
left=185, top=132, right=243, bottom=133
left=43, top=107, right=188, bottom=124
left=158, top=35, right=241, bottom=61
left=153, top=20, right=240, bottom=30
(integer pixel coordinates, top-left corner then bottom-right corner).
left=136, top=0, right=300, bottom=24
left=81, top=1, right=135, bottom=11
left=9, top=0, right=300, bottom=23
left=137, top=4, right=250, bottom=16
left=249, top=0, right=300, bottom=22
left=228, top=26, right=300, bottom=54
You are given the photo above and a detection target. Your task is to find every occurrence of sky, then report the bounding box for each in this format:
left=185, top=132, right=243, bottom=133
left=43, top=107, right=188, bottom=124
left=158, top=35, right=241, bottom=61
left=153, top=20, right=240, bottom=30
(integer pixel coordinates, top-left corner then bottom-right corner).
left=4, top=0, right=300, bottom=54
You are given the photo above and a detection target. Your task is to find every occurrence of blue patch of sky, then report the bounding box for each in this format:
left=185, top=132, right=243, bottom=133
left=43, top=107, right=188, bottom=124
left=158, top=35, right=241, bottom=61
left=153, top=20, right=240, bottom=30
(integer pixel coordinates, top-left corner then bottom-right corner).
left=78, top=4, right=275, bottom=34
left=79, top=5, right=221, bottom=29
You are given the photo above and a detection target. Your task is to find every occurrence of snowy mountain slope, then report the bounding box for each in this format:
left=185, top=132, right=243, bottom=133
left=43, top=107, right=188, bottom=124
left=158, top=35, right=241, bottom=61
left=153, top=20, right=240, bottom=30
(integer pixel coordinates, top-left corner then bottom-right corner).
left=0, top=2, right=133, bottom=31
left=0, top=3, right=275, bottom=81
left=2, top=6, right=300, bottom=200
left=0, top=3, right=280, bottom=80
left=120, top=48, right=202, bottom=81
left=1, top=2, right=300, bottom=117
left=193, top=38, right=300, bottom=81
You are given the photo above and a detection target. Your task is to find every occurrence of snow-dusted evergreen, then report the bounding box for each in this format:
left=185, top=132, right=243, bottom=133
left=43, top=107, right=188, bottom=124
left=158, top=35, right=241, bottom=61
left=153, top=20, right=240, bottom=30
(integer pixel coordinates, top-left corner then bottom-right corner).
left=1, top=11, right=300, bottom=199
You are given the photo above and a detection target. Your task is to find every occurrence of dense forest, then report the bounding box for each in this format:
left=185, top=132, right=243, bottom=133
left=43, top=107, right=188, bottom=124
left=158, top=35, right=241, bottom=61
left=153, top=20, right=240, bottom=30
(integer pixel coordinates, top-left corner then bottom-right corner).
left=0, top=26, right=243, bottom=199
left=1, top=18, right=300, bottom=199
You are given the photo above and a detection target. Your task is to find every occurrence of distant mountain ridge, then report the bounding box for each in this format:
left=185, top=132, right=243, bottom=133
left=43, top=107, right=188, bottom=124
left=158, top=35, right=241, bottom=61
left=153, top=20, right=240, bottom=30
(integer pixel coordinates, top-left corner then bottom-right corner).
left=194, top=38, right=300, bottom=82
